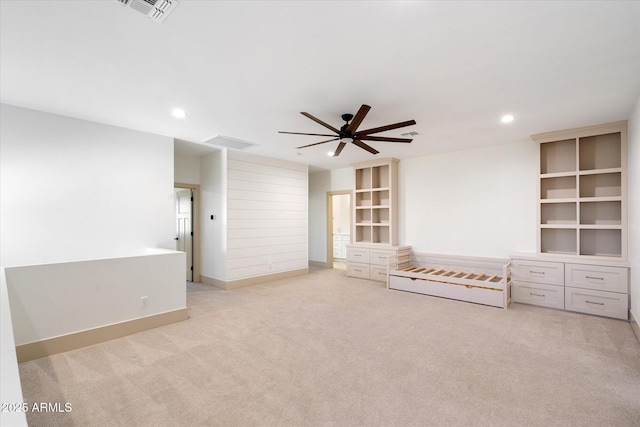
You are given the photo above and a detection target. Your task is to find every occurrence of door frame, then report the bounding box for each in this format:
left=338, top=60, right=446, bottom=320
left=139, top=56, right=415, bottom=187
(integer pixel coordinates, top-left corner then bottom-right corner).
left=175, top=182, right=201, bottom=283
left=326, top=190, right=353, bottom=268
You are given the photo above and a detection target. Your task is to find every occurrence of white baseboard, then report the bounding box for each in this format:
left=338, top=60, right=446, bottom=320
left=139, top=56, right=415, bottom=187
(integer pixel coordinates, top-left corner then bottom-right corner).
left=200, top=268, right=309, bottom=290
left=16, top=309, right=188, bottom=362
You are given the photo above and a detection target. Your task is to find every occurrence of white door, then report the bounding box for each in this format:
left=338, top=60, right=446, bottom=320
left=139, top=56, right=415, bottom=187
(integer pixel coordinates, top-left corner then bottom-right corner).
left=175, top=188, right=193, bottom=281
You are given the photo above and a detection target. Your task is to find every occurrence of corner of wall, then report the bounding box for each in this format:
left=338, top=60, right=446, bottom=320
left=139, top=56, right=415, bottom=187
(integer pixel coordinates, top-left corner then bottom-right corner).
left=627, top=91, right=640, bottom=326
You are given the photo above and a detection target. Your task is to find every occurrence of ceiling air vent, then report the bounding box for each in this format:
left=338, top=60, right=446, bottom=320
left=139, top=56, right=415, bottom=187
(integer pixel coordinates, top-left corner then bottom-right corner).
left=115, top=0, right=178, bottom=24
left=201, top=135, right=258, bottom=151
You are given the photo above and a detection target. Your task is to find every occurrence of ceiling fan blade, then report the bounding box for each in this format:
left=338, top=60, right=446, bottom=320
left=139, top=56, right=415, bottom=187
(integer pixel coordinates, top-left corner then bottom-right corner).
left=359, top=136, right=413, bottom=143
left=356, top=119, right=417, bottom=136
left=333, top=142, right=347, bottom=157
left=345, top=104, right=371, bottom=134
left=279, top=131, right=337, bottom=137
left=352, top=138, right=379, bottom=155
left=301, top=112, right=340, bottom=134
left=296, top=137, right=340, bottom=149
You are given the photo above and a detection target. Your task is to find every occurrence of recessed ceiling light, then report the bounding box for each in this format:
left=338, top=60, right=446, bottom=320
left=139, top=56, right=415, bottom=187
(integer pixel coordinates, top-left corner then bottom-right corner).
left=500, top=114, right=514, bottom=124
left=327, top=151, right=335, bottom=157
left=172, top=108, right=186, bottom=118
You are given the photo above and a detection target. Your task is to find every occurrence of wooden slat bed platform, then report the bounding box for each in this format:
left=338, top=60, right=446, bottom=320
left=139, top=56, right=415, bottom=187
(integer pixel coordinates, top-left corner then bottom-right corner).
left=386, top=252, right=512, bottom=308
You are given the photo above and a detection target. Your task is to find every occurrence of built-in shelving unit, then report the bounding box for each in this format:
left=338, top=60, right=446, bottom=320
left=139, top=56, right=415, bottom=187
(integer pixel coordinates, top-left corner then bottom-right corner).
left=353, top=158, right=398, bottom=245
left=533, top=121, right=627, bottom=259
left=347, top=158, right=408, bottom=281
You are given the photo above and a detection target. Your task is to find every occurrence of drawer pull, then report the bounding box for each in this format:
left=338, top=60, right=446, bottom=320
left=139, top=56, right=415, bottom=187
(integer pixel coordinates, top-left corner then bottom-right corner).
left=354, top=268, right=362, bottom=272
left=530, top=293, right=545, bottom=297
left=586, top=276, right=604, bottom=281
left=354, top=254, right=362, bottom=257
left=586, top=300, right=605, bottom=306
left=530, top=270, right=546, bottom=275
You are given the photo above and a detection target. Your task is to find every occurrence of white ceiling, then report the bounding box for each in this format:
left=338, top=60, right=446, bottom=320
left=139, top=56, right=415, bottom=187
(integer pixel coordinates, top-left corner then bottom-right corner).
left=1, top=1, right=639, bottom=171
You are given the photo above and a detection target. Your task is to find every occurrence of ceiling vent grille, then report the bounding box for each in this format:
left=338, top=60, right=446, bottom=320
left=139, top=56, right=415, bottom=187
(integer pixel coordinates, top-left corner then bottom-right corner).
left=201, top=135, right=258, bottom=151
left=115, top=0, right=178, bottom=23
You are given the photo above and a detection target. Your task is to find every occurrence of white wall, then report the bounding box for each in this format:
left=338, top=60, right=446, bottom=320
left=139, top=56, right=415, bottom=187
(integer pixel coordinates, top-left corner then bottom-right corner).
left=627, top=93, right=640, bottom=324
left=200, top=150, right=227, bottom=281
left=174, top=151, right=201, bottom=184
left=333, top=194, right=351, bottom=234
left=399, top=141, right=537, bottom=258
left=308, top=167, right=353, bottom=263
left=226, top=151, right=308, bottom=279
left=309, top=143, right=536, bottom=263
left=0, top=104, right=176, bottom=266
left=5, top=250, right=185, bottom=346
left=1, top=269, right=26, bottom=426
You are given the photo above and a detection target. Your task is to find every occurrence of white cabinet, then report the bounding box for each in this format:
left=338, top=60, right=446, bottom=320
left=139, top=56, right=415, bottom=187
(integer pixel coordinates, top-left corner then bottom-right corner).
left=511, top=254, right=629, bottom=320
left=346, top=244, right=410, bottom=281
left=533, top=121, right=627, bottom=259
left=332, top=234, right=349, bottom=259
left=511, top=259, right=565, bottom=310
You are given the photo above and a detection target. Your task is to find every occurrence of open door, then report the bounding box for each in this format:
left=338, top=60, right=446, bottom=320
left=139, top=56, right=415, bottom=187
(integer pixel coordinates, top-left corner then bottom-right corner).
left=175, top=188, right=193, bottom=281
left=327, top=191, right=352, bottom=270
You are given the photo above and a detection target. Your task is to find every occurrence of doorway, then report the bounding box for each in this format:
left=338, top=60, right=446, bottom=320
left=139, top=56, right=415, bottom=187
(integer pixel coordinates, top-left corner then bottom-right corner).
left=174, top=183, right=200, bottom=282
left=327, top=191, right=352, bottom=270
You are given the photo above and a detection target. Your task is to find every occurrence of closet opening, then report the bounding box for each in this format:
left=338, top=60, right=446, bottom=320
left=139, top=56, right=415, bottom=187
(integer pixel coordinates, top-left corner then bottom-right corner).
left=327, top=191, right=352, bottom=270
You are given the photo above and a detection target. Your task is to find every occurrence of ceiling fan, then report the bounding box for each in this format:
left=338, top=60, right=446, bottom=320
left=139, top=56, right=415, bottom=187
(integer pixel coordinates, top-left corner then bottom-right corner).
left=279, top=104, right=416, bottom=157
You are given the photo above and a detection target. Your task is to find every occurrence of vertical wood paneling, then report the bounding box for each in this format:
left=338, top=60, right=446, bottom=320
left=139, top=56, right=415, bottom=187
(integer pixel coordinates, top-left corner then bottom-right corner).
left=226, top=151, right=308, bottom=280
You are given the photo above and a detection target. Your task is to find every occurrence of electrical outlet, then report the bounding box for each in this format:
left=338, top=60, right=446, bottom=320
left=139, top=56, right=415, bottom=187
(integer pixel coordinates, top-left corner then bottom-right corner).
left=141, top=296, right=149, bottom=307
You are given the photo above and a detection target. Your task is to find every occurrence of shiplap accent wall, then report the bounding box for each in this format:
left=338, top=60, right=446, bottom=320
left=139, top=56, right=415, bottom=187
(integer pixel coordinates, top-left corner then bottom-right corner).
left=226, top=151, right=308, bottom=280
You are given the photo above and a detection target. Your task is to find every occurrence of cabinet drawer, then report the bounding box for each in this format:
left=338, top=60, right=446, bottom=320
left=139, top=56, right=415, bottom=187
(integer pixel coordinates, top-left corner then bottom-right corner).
left=511, top=260, right=564, bottom=286
left=370, top=265, right=388, bottom=282
left=347, top=262, right=370, bottom=279
left=347, top=248, right=369, bottom=263
left=370, top=249, right=394, bottom=266
left=565, top=287, right=628, bottom=320
left=565, top=264, right=628, bottom=293
left=512, top=281, right=564, bottom=310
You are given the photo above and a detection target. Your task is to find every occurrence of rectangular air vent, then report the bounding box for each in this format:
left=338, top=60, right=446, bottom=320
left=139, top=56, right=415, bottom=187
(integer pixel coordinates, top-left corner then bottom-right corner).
left=201, top=135, right=258, bottom=151
left=115, top=0, right=178, bottom=23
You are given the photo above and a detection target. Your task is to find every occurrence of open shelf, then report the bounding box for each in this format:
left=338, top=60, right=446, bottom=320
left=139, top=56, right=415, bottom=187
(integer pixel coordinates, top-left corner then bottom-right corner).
left=371, top=164, right=390, bottom=188
left=580, top=229, right=622, bottom=257
left=534, top=122, right=626, bottom=260
left=541, top=202, right=576, bottom=225
left=355, top=168, right=371, bottom=190
left=540, top=176, right=576, bottom=199
left=579, top=173, right=621, bottom=198
left=540, top=228, right=577, bottom=255
left=580, top=201, right=621, bottom=225
left=579, top=133, right=621, bottom=171
left=540, top=138, right=576, bottom=174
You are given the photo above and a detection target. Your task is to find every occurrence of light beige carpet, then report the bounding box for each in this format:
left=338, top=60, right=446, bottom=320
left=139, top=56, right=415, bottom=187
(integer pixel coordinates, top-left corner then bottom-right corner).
left=18, top=267, right=640, bottom=426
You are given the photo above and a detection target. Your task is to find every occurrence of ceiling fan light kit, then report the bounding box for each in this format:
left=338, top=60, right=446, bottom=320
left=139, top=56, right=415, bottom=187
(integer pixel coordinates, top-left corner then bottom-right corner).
left=279, top=104, right=416, bottom=157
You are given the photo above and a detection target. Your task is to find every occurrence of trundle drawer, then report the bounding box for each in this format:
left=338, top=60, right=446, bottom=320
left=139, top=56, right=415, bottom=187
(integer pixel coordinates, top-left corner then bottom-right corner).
left=565, top=264, right=628, bottom=294
left=512, top=281, right=564, bottom=310
left=511, top=260, right=564, bottom=286
left=388, top=275, right=505, bottom=308
left=565, top=287, right=628, bottom=320
left=347, top=248, right=369, bottom=263
left=347, top=262, right=370, bottom=279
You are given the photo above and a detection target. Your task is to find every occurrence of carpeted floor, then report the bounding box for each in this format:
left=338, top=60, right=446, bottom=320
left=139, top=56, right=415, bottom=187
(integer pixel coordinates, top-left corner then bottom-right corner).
left=18, top=267, right=640, bottom=426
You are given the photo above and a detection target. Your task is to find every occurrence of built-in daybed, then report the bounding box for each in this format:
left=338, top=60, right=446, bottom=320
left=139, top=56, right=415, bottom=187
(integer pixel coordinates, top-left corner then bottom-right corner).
left=387, top=252, right=512, bottom=308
